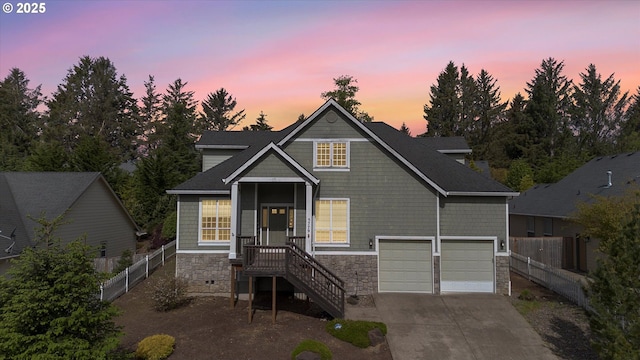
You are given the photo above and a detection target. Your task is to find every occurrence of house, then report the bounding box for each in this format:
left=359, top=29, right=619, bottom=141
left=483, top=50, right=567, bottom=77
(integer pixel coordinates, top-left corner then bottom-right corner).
left=509, top=152, right=640, bottom=272
left=0, top=172, right=139, bottom=274
left=167, top=100, right=517, bottom=315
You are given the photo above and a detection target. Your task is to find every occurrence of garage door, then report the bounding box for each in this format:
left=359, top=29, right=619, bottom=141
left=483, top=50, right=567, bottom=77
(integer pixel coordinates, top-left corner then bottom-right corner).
left=379, top=240, right=432, bottom=293
left=441, top=240, right=494, bottom=293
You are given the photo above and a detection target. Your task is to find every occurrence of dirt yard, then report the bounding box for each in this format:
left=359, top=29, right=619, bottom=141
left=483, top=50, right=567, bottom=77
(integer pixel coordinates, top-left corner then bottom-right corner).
left=113, top=260, right=392, bottom=360
left=510, top=272, right=599, bottom=360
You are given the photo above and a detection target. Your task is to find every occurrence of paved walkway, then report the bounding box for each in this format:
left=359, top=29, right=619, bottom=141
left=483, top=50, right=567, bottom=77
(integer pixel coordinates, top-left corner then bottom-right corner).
left=346, top=293, right=558, bottom=360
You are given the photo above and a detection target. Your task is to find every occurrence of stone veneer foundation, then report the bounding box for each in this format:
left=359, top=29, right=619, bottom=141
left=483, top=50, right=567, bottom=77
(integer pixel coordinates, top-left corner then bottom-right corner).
left=314, top=254, right=378, bottom=295
left=175, top=253, right=231, bottom=296
left=495, top=255, right=511, bottom=295
left=176, top=252, right=511, bottom=297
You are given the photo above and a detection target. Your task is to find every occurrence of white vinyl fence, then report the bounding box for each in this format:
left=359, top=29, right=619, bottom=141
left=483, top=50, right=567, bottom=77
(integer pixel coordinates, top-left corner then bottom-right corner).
left=99, top=240, right=176, bottom=301
left=510, top=251, right=591, bottom=311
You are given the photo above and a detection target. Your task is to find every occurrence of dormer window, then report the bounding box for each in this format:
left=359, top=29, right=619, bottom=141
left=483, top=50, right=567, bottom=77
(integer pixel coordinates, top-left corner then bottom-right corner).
left=314, top=141, right=349, bottom=170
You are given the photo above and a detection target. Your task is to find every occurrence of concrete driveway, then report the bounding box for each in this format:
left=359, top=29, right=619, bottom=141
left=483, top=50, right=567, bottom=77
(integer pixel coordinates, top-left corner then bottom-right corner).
left=346, top=293, right=558, bottom=360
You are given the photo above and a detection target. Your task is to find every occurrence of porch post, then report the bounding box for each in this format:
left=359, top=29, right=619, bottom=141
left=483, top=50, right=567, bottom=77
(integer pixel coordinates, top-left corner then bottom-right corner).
left=305, top=182, right=312, bottom=253
left=229, top=182, right=239, bottom=260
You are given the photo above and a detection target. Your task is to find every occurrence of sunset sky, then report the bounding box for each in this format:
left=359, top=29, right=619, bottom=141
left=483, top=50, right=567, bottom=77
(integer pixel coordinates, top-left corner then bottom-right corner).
left=1, top=0, right=639, bottom=135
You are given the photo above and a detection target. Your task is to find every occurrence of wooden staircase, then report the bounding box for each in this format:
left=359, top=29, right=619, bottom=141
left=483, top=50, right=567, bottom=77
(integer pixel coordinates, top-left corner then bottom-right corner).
left=242, top=242, right=345, bottom=319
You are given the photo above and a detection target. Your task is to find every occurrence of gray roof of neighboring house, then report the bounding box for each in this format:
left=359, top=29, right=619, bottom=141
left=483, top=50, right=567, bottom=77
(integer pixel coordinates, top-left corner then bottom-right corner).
left=414, top=136, right=471, bottom=153
left=171, top=101, right=516, bottom=196
left=0, top=172, right=138, bottom=258
left=509, top=152, right=640, bottom=218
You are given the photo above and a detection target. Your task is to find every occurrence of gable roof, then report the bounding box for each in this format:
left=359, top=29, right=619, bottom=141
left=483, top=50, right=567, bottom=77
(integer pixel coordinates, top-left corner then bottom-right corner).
left=0, top=172, right=138, bottom=257
left=509, top=152, right=640, bottom=218
left=414, top=136, right=471, bottom=154
left=170, top=100, right=517, bottom=197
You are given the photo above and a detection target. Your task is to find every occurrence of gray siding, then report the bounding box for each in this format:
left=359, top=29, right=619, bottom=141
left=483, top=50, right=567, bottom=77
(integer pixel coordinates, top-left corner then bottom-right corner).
left=285, top=137, right=438, bottom=252
left=242, top=153, right=301, bottom=179
left=240, top=184, right=256, bottom=237
left=56, top=180, right=137, bottom=258
left=177, top=194, right=231, bottom=251
left=294, top=110, right=365, bottom=139
left=440, top=196, right=507, bottom=243
left=202, top=149, right=242, bottom=171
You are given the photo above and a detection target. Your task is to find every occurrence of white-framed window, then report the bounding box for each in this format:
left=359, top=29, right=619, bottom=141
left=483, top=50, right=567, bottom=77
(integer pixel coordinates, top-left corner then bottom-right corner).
left=315, top=199, right=349, bottom=245
left=314, top=141, right=349, bottom=169
left=527, top=216, right=535, bottom=237
left=200, top=199, right=231, bottom=242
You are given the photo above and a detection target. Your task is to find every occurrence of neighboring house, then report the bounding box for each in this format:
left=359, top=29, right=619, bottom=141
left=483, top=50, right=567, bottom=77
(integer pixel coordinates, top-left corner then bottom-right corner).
left=168, top=100, right=517, bottom=314
left=0, top=172, right=139, bottom=274
left=509, top=152, right=640, bottom=273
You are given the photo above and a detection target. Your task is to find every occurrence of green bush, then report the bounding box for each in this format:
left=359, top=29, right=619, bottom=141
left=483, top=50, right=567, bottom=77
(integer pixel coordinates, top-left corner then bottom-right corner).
left=291, top=339, right=332, bottom=360
left=518, top=289, right=534, bottom=301
left=134, top=334, right=175, bottom=360
left=161, top=211, right=177, bottom=240
left=113, top=249, right=134, bottom=274
left=325, top=319, right=387, bottom=348
left=151, top=275, right=192, bottom=312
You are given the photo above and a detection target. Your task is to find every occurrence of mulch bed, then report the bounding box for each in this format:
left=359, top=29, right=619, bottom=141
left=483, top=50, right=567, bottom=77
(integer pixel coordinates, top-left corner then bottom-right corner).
left=113, top=260, right=392, bottom=360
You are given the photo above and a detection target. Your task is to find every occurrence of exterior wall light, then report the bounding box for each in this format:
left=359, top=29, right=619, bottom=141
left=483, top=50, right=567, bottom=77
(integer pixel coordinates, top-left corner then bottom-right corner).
left=369, top=238, right=373, bottom=249
left=500, top=240, right=505, bottom=251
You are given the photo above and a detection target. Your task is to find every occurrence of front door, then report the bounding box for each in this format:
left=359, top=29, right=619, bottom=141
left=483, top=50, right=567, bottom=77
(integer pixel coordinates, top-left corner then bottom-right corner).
left=262, top=206, right=290, bottom=246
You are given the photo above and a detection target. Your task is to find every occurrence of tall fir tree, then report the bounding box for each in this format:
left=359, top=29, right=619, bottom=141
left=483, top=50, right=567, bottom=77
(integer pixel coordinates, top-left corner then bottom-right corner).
left=570, top=64, right=629, bottom=156
left=399, top=122, right=411, bottom=136
left=472, top=69, right=507, bottom=159
left=243, top=111, right=273, bottom=131
left=139, top=75, right=163, bottom=155
left=523, top=57, right=573, bottom=164
left=199, top=88, right=246, bottom=131
left=424, top=61, right=461, bottom=136
left=618, top=87, right=640, bottom=152
left=46, top=56, right=140, bottom=161
left=0, top=68, right=43, bottom=170
left=321, top=75, right=373, bottom=122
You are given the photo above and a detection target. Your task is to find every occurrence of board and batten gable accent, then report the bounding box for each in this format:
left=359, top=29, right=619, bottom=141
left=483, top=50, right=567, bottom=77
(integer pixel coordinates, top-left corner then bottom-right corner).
left=291, top=109, right=367, bottom=140
left=439, top=196, right=508, bottom=244
left=239, top=152, right=302, bottom=179
left=201, top=148, right=243, bottom=172
left=58, top=179, right=137, bottom=258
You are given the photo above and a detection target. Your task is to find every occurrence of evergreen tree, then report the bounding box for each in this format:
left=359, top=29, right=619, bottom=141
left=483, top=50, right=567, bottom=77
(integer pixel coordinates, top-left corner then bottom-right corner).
left=459, top=64, right=478, bottom=137
left=46, top=56, right=140, bottom=160
left=574, top=191, right=640, bottom=359
left=139, top=75, right=163, bottom=155
left=321, top=75, right=373, bottom=122
left=424, top=61, right=461, bottom=136
left=399, top=122, right=411, bottom=136
left=472, top=69, right=508, bottom=159
left=0, top=68, right=43, bottom=170
left=242, top=111, right=273, bottom=131
left=199, top=88, right=246, bottom=131
left=22, top=140, right=70, bottom=171
left=619, top=87, right=640, bottom=152
left=570, top=64, right=629, bottom=156
left=131, top=79, right=199, bottom=227
left=523, top=58, right=573, bottom=164
left=0, top=214, right=122, bottom=359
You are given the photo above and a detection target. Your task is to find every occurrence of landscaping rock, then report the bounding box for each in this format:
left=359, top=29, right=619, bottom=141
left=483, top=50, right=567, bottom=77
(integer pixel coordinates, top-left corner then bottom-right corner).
left=368, top=328, right=385, bottom=346
left=296, top=350, right=321, bottom=360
